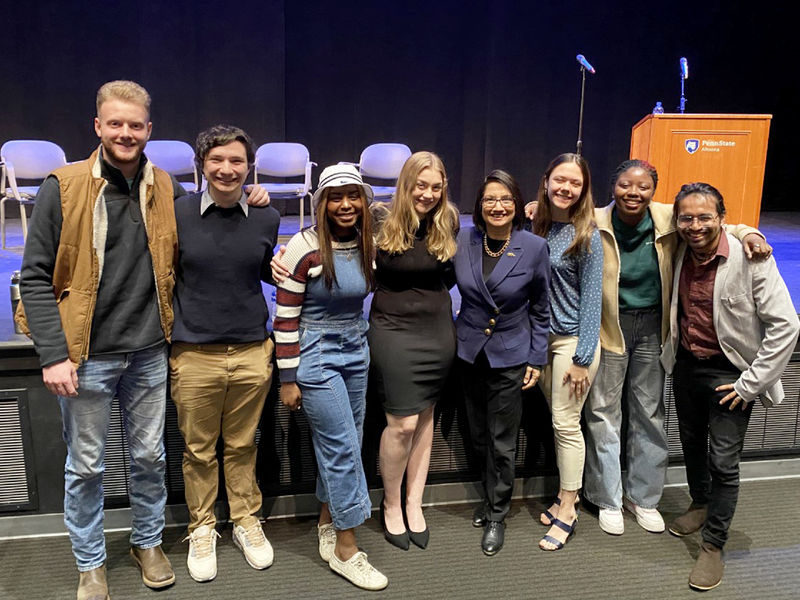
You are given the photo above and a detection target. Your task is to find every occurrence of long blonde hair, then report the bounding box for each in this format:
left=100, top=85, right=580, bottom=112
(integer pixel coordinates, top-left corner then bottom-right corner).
left=376, top=151, right=458, bottom=261
left=533, top=153, right=596, bottom=257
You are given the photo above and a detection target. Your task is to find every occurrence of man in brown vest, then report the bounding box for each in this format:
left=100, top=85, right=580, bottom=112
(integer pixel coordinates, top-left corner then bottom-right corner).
left=17, top=80, right=268, bottom=600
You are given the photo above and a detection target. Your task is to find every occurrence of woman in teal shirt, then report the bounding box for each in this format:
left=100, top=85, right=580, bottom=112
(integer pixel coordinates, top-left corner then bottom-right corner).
left=582, top=159, right=769, bottom=537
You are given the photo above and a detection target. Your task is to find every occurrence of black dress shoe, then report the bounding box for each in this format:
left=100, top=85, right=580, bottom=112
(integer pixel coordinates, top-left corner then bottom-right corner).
left=482, top=520, right=505, bottom=556
left=381, top=500, right=409, bottom=550
left=408, top=527, right=429, bottom=549
left=472, top=504, right=487, bottom=528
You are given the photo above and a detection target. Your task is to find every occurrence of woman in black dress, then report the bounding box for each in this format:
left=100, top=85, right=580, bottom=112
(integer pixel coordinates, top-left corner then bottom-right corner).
left=371, top=151, right=459, bottom=550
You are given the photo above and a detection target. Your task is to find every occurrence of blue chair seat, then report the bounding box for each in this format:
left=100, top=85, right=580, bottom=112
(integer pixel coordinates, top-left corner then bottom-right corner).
left=371, top=185, right=397, bottom=200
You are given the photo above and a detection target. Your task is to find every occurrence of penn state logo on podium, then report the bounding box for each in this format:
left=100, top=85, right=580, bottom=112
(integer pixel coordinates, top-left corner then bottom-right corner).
left=685, top=139, right=700, bottom=154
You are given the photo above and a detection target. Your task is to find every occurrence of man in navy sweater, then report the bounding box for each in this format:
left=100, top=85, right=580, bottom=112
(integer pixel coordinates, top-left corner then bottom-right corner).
left=170, top=125, right=280, bottom=582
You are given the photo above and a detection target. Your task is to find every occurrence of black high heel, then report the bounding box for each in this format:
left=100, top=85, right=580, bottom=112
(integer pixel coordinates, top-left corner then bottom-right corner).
left=408, top=526, right=429, bottom=549
left=405, top=503, right=429, bottom=549
left=380, top=499, right=409, bottom=551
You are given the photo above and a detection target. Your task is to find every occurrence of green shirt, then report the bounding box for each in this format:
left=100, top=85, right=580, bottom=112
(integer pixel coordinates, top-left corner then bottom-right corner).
left=612, top=208, right=661, bottom=311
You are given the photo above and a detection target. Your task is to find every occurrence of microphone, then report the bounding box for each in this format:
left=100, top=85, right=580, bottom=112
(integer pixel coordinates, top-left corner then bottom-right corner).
left=680, top=57, right=689, bottom=79
left=576, top=54, right=596, bottom=74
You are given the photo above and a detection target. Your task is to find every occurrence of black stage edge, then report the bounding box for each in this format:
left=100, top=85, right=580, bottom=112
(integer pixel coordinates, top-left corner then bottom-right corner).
left=2, top=321, right=800, bottom=521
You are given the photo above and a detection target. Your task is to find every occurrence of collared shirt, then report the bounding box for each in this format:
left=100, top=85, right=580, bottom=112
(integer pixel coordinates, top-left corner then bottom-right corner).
left=678, top=233, right=729, bottom=358
left=200, top=189, right=248, bottom=216
left=546, top=222, right=604, bottom=367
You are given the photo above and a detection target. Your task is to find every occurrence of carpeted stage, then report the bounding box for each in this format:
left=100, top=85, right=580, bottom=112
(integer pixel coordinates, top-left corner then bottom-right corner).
left=1, top=478, right=799, bottom=599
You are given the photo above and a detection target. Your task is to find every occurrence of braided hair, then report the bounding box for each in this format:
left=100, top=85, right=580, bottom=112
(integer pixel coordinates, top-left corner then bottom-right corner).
left=609, top=159, right=658, bottom=203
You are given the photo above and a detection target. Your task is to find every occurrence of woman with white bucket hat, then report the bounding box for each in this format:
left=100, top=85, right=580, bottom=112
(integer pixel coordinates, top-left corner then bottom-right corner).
left=274, top=164, right=388, bottom=591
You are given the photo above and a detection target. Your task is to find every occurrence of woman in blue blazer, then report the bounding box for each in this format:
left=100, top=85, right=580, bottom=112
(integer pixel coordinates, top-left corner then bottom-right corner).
left=455, top=170, right=550, bottom=556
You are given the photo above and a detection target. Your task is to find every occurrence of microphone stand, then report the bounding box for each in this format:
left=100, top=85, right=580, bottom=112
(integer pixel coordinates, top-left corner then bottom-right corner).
left=576, top=65, right=587, bottom=155
left=679, top=72, right=687, bottom=114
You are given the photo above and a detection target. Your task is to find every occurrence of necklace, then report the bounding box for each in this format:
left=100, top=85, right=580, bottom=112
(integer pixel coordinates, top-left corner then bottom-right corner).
left=332, top=237, right=358, bottom=262
left=483, top=233, right=511, bottom=257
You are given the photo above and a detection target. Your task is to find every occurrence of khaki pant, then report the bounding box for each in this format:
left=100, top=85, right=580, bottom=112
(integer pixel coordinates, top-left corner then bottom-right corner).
left=170, top=339, right=273, bottom=531
left=540, top=335, right=601, bottom=491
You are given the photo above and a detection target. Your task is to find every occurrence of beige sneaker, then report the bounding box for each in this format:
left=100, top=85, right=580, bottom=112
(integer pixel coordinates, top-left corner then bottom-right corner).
left=623, top=498, right=665, bottom=533
left=184, top=525, right=220, bottom=582
left=318, top=523, right=337, bottom=562
left=599, top=508, right=624, bottom=535
left=329, top=551, right=388, bottom=591
left=233, top=517, right=274, bottom=570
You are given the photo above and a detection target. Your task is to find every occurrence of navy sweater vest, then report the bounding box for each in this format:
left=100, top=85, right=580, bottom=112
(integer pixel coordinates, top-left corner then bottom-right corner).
left=172, top=193, right=280, bottom=344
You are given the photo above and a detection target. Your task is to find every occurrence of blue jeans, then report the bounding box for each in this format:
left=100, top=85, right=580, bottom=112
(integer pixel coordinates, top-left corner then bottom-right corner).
left=297, top=318, right=372, bottom=531
left=59, top=343, right=168, bottom=571
left=583, top=309, right=668, bottom=510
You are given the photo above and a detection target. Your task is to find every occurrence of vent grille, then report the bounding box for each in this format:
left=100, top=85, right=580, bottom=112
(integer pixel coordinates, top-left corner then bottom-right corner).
left=0, top=390, right=36, bottom=511
left=103, top=398, right=132, bottom=499
left=665, top=360, right=800, bottom=457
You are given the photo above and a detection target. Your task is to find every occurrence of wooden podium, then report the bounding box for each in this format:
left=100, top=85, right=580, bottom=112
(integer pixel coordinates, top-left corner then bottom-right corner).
left=630, top=114, right=771, bottom=227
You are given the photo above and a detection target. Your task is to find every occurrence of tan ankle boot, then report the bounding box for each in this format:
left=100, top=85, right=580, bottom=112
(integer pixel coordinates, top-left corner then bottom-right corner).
left=689, top=541, right=724, bottom=590
left=668, top=503, right=708, bottom=537
left=130, top=545, right=176, bottom=589
left=77, top=565, right=109, bottom=600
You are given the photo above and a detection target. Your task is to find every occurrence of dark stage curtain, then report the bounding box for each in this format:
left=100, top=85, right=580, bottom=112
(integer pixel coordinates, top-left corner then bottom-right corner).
left=1, top=1, right=795, bottom=210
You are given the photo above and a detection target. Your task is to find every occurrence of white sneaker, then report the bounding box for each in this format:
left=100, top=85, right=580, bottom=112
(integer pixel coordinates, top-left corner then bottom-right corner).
left=623, top=498, right=665, bottom=533
left=317, top=523, right=336, bottom=562
left=184, top=524, right=220, bottom=582
left=233, top=518, right=274, bottom=569
left=599, top=508, right=625, bottom=535
left=329, top=550, right=388, bottom=591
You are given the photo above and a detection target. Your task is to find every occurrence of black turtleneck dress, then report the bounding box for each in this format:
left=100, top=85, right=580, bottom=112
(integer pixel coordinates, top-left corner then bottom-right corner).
left=367, top=219, right=457, bottom=416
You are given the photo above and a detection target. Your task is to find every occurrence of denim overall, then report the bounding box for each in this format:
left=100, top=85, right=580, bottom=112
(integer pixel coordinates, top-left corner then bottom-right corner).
left=296, top=248, right=371, bottom=530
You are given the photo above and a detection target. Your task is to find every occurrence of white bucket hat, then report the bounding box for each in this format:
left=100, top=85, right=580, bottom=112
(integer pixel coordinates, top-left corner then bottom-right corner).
left=311, top=164, right=374, bottom=211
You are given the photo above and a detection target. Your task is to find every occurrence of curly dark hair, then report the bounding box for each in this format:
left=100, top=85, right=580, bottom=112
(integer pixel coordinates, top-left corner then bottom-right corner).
left=195, top=124, right=255, bottom=174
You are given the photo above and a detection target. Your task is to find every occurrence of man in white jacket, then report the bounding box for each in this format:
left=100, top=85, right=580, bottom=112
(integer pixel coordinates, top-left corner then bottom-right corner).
left=661, top=182, right=799, bottom=591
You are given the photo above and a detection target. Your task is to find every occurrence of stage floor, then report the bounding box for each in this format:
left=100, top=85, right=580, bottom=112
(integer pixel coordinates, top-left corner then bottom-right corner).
left=758, top=212, right=800, bottom=309
left=2, top=211, right=799, bottom=342
left=2, top=477, right=799, bottom=599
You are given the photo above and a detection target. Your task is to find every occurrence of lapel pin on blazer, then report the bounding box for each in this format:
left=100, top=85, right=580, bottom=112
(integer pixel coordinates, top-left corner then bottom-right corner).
left=507, top=252, right=515, bottom=257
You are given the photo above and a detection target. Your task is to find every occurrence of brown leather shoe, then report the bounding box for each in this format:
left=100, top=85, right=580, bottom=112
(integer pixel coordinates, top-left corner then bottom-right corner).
left=130, top=545, right=176, bottom=589
left=688, top=541, right=724, bottom=591
left=669, top=503, right=708, bottom=537
left=77, top=565, right=109, bottom=600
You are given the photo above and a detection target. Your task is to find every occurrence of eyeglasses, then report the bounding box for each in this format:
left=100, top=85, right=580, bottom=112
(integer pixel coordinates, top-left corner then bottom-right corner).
left=481, top=196, right=515, bottom=208
left=676, top=214, right=718, bottom=227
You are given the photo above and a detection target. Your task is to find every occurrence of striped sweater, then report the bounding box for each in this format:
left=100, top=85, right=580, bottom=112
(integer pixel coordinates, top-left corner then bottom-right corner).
left=274, top=228, right=368, bottom=382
